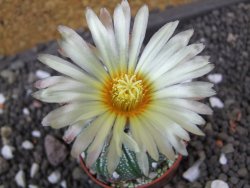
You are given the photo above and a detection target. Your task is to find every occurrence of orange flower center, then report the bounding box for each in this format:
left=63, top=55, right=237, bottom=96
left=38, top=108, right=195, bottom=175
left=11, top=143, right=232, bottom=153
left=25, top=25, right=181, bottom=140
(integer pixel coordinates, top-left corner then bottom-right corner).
left=102, top=73, right=152, bottom=116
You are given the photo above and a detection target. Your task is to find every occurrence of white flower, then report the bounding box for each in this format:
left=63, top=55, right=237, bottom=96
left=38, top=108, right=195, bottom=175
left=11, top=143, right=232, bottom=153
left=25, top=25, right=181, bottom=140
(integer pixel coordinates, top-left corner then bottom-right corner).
left=33, top=0, right=215, bottom=175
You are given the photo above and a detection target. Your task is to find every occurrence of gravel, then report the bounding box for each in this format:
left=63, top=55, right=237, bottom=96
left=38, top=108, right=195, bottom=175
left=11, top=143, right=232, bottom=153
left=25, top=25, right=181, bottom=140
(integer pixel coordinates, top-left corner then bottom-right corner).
left=0, top=2, right=250, bottom=188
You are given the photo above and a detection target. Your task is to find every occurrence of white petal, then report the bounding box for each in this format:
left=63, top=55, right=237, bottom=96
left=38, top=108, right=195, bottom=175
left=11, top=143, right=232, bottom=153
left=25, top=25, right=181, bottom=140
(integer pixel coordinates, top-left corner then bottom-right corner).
left=114, top=4, right=129, bottom=70
left=112, top=115, right=126, bottom=156
left=35, top=79, right=92, bottom=92
left=107, top=137, right=120, bottom=174
left=140, top=111, right=188, bottom=155
left=132, top=117, right=159, bottom=161
left=58, top=26, right=108, bottom=80
left=63, top=120, right=87, bottom=144
left=86, top=8, right=117, bottom=76
left=122, top=133, right=140, bottom=152
left=121, top=0, right=131, bottom=37
left=71, top=112, right=110, bottom=158
left=38, top=54, right=100, bottom=86
left=34, top=76, right=72, bottom=89
left=149, top=43, right=205, bottom=81
left=154, top=81, right=215, bottom=99
left=143, top=29, right=194, bottom=74
left=99, top=8, right=113, bottom=31
left=32, top=89, right=100, bottom=103
left=155, top=98, right=213, bottom=115
left=42, top=102, right=106, bottom=128
left=135, top=21, right=179, bottom=73
left=167, top=133, right=188, bottom=156
left=148, top=106, right=205, bottom=136
left=136, top=151, right=149, bottom=176
left=128, top=5, right=149, bottom=72
left=150, top=102, right=206, bottom=126
left=140, top=116, right=176, bottom=161
left=155, top=56, right=214, bottom=88
left=86, top=113, right=116, bottom=167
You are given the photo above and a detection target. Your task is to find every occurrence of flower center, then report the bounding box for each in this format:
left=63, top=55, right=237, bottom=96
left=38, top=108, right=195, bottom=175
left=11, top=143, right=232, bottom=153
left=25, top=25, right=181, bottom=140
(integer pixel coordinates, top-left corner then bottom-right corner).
left=111, top=74, right=144, bottom=111
left=102, top=73, right=152, bottom=116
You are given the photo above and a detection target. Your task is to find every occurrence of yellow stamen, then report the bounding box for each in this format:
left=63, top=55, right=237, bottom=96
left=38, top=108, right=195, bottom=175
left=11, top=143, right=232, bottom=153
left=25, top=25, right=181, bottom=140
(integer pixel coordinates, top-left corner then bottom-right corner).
left=111, top=74, right=144, bottom=111
left=102, top=73, right=152, bottom=116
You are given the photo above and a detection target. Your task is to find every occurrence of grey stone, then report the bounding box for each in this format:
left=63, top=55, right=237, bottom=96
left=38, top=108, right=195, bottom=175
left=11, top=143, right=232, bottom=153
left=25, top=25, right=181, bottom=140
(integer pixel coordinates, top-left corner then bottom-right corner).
left=44, top=135, right=68, bottom=166
left=222, top=143, right=234, bottom=154
left=10, top=60, right=24, bottom=70
left=0, top=70, right=16, bottom=84
left=237, top=168, right=248, bottom=178
left=0, top=126, right=12, bottom=145
left=0, top=157, right=9, bottom=175
left=218, top=173, right=228, bottom=181
left=72, top=167, right=85, bottom=180
left=230, top=176, right=239, bottom=184
left=236, top=126, right=248, bottom=136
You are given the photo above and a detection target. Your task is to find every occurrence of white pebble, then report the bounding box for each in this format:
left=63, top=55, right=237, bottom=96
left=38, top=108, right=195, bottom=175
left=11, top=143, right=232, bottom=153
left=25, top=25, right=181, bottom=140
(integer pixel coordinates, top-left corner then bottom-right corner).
left=112, top=171, right=120, bottom=179
left=0, top=93, right=6, bottom=103
left=29, top=185, right=39, bottom=188
left=219, top=153, right=227, bottom=165
left=36, top=70, right=51, bottom=79
left=1, top=145, right=14, bottom=159
left=149, top=172, right=157, bottom=179
left=48, top=171, right=61, bottom=184
left=207, top=74, right=223, bottom=84
left=60, top=180, right=67, bottom=188
left=15, top=170, right=26, bottom=187
left=32, top=130, right=41, bottom=138
left=22, top=108, right=30, bottom=115
left=22, top=140, right=34, bottom=150
left=211, top=180, right=229, bottom=188
left=183, top=160, right=202, bottom=182
left=151, top=162, right=157, bottom=168
left=30, top=163, right=39, bottom=178
left=209, top=97, right=224, bottom=108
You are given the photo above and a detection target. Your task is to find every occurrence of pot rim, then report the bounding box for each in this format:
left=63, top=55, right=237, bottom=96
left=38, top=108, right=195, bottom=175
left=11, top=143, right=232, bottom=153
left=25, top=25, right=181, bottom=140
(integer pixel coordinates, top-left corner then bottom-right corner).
left=80, top=154, right=182, bottom=188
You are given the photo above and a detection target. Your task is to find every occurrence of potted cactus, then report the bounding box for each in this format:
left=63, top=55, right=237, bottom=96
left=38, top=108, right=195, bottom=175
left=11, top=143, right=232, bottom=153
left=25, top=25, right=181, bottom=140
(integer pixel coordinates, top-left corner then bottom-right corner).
left=33, top=0, right=214, bottom=187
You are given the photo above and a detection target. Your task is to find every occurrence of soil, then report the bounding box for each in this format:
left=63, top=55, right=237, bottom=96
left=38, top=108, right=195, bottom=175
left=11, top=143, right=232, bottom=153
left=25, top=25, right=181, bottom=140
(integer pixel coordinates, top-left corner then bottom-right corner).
left=0, top=0, right=192, bottom=56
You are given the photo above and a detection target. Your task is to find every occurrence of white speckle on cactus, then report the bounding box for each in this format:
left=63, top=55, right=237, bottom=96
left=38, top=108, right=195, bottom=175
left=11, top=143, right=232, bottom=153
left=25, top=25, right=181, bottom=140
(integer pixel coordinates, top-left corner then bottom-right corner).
left=112, top=171, right=120, bottom=179
left=148, top=172, right=157, bottom=179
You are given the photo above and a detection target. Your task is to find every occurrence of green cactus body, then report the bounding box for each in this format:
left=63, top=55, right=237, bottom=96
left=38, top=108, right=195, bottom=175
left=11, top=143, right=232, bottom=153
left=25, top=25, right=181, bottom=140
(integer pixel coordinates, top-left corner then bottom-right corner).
left=87, top=145, right=170, bottom=185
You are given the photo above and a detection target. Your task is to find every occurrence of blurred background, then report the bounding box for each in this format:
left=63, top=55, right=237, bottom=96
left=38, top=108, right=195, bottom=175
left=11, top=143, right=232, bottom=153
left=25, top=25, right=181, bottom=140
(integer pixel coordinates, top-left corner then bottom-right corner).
left=0, top=0, right=249, bottom=188
left=0, top=0, right=192, bottom=55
